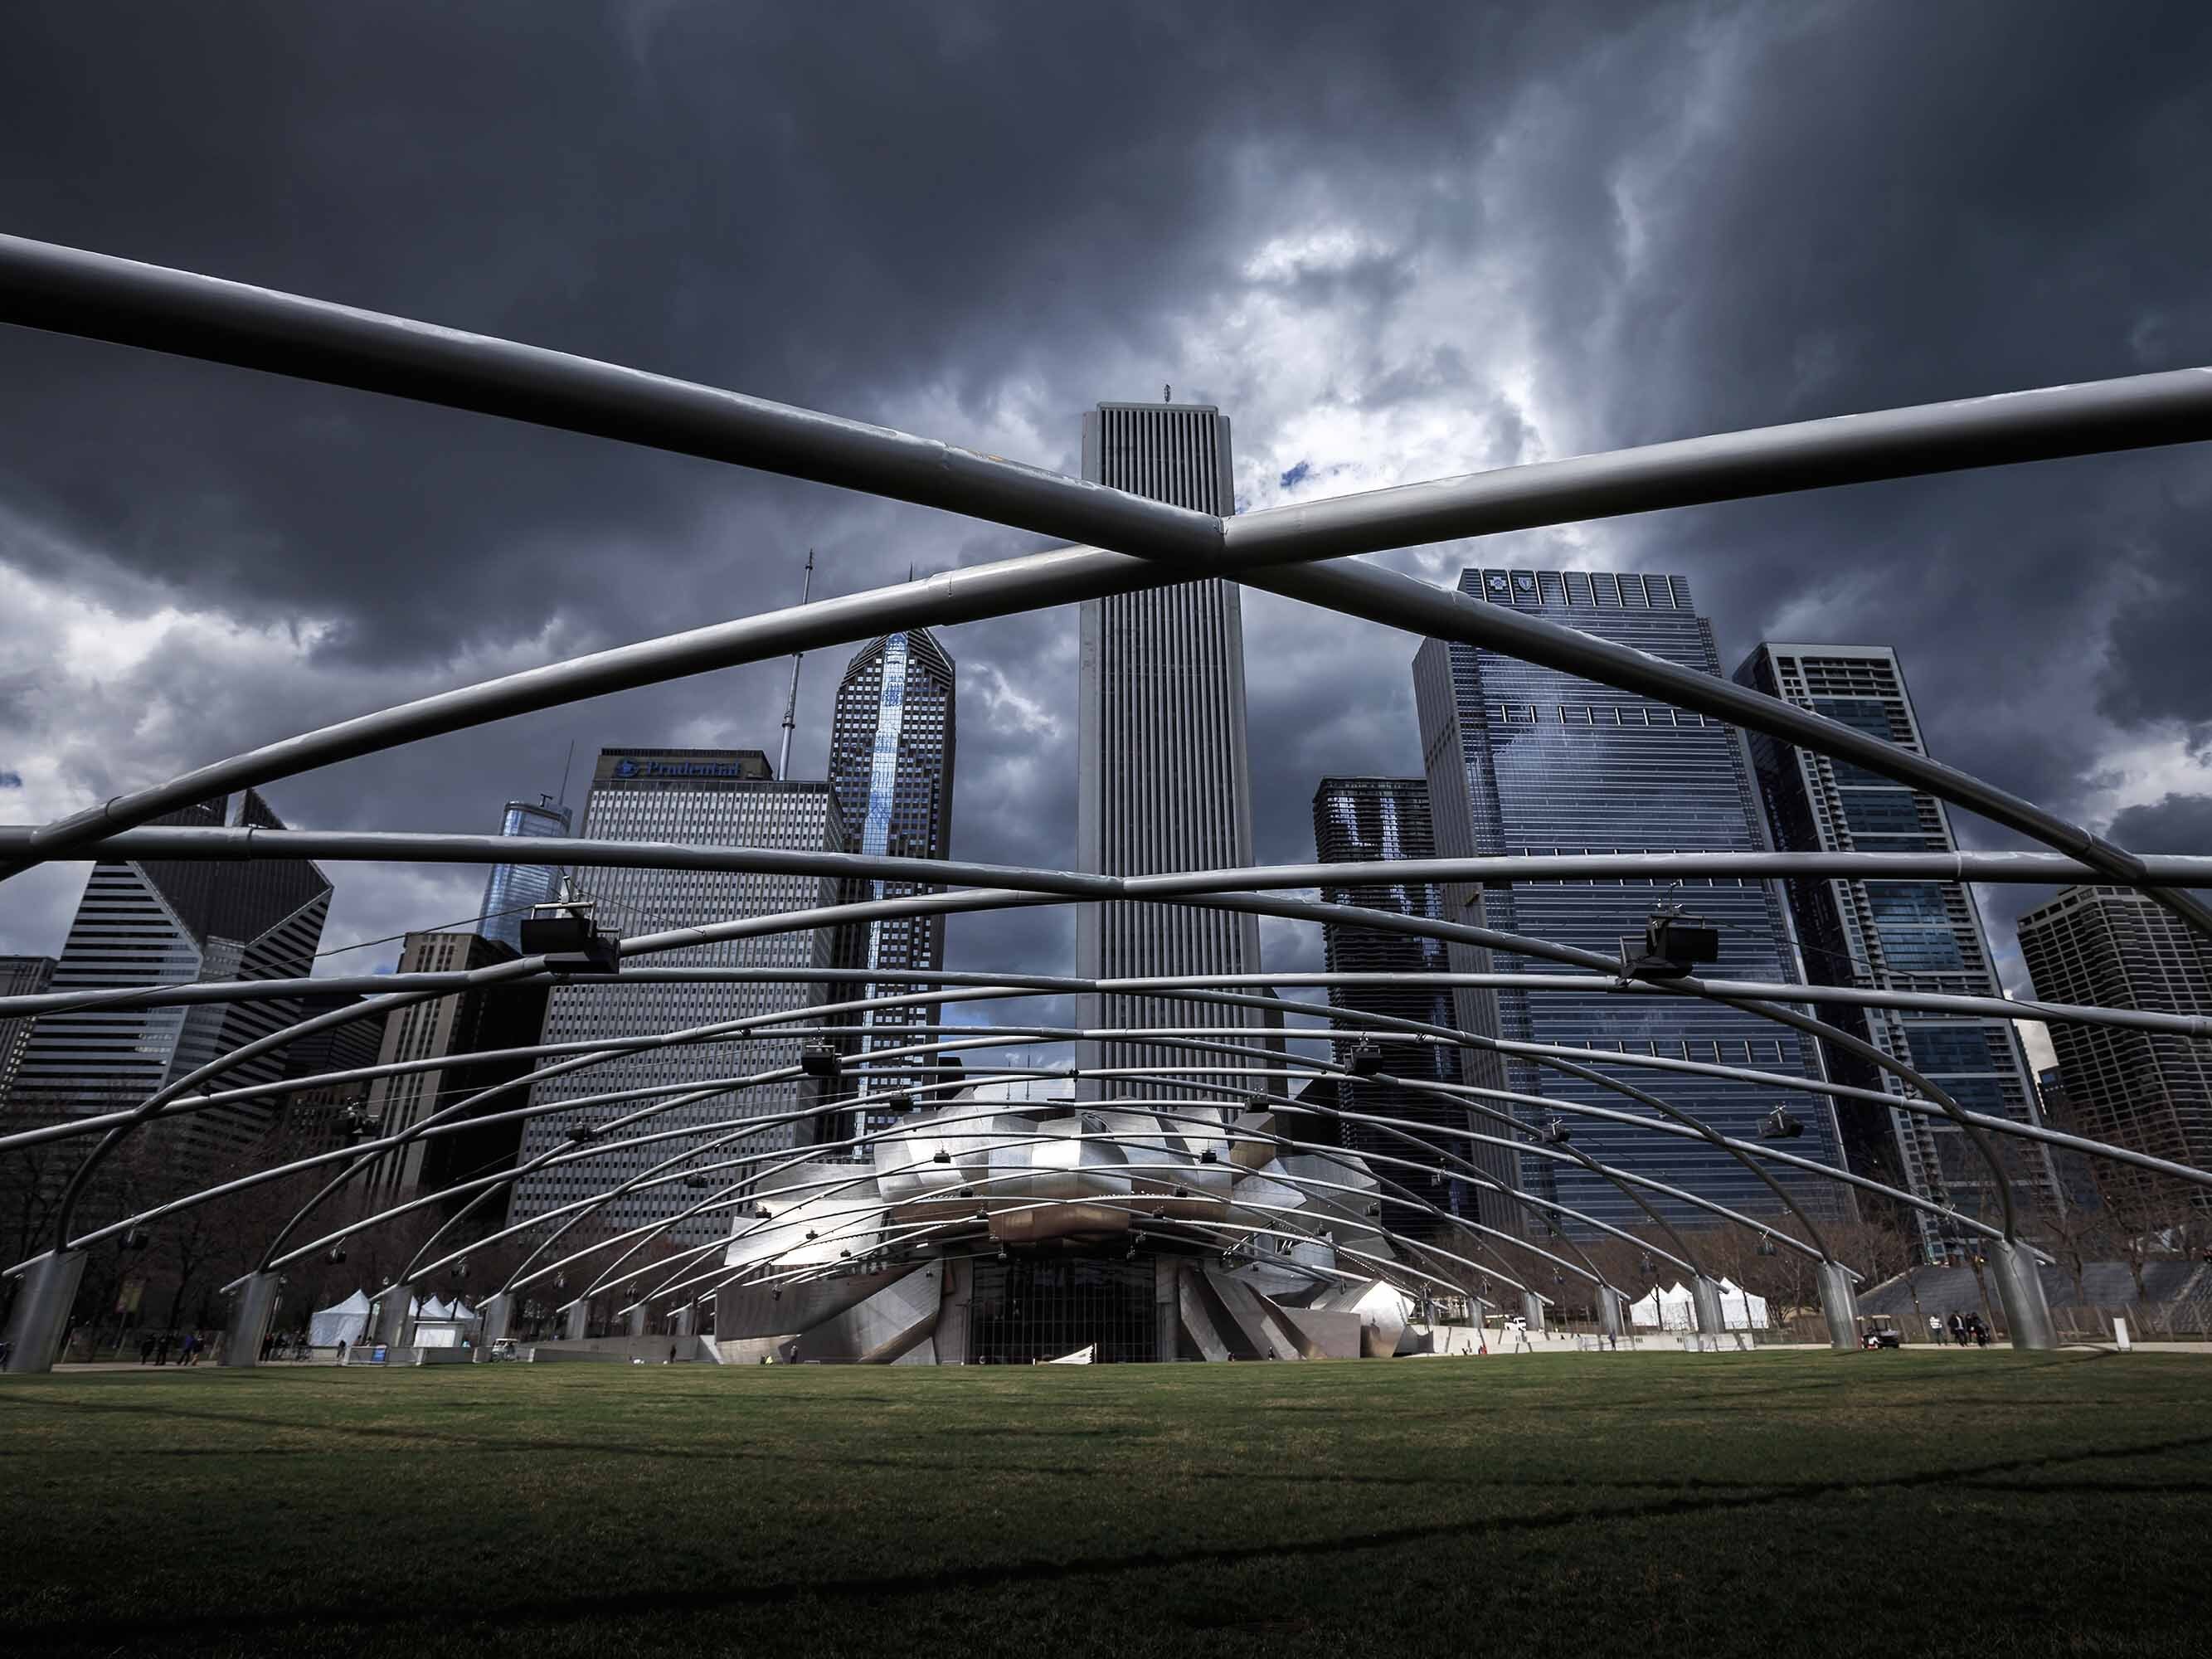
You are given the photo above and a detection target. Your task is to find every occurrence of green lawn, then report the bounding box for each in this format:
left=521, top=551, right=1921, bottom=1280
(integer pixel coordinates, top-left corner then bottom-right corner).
left=2, top=1351, right=2207, bottom=1657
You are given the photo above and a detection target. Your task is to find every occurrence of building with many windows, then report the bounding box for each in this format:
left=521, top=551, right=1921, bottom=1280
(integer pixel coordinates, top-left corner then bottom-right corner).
left=479, top=795, right=572, bottom=952
left=507, top=749, right=862, bottom=1247
left=1412, top=568, right=1848, bottom=1235
left=7, top=790, right=331, bottom=1177
left=1735, top=643, right=2054, bottom=1253
left=1075, top=401, right=1266, bottom=1096
left=0, top=955, right=56, bottom=1109
left=1310, top=777, right=1510, bottom=1238
left=357, top=932, right=551, bottom=1217
left=2017, top=884, right=2212, bottom=1205
left=826, top=629, right=956, bottom=1152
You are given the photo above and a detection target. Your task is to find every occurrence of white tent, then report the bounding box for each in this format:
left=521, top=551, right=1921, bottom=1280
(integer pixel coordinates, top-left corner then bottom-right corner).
left=309, top=1290, right=372, bottom=1348
left=1629, top=1282, right=1698, bottom=1331
left=1716, top=1277, right=1772, bottom=1331
left=419, top=1296, right=453, bottom=1321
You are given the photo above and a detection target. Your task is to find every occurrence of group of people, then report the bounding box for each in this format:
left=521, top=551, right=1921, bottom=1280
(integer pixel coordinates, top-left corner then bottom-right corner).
left=1933, top=1311, right=1992, bottom=1346
left=136, top=1331, right=204, bottom=1365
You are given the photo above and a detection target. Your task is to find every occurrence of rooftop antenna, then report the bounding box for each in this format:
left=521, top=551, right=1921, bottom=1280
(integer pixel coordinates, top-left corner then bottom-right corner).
left=777, top=549, right=814, bottom=780
left=555, top=738, right=576, bottom=808
left=1164, top=383, right=1171, bottom=402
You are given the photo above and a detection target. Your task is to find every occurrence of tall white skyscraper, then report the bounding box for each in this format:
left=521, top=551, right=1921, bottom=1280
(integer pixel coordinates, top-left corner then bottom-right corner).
left=1075, top=402, right=1264, bottom=1097
left=506, top=749, right=859, bottom=1247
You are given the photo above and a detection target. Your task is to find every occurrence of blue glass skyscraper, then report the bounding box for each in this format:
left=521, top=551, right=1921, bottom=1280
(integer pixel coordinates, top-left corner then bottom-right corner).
left=829, top=628, right=956, bottom=1148
left=1738, top=642, right=2054, bottom=1255
left=1412, top=567, right=1848, bottom=1235
left=479, top=795, right=571, bottom=952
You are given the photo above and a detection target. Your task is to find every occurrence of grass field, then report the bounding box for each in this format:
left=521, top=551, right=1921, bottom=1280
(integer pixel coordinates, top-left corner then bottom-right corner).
left=2, top=1350, right=2208, bottom=1657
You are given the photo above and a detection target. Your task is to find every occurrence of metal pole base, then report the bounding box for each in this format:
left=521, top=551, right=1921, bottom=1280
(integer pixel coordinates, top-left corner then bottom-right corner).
left=1691, top=1275, right=1727, bottom=1338
left=623, top=1306, right=648, bottom=1339
left=1816, top=1260, right=1860, bottom=1351
left=368, top=1282, right=414, bottom=1350
left=2, top=1248, right=87, bottom=1374
left=221, top=1272, right=281, bottom=1368
left=1521, top=1290, right=1546, bottom=1334
left=671, top=1304, right=694, bottom=1338
left=563, top=1301, right=589, bottom=1341
left=1991, top=1240, right=2059, bottom=1351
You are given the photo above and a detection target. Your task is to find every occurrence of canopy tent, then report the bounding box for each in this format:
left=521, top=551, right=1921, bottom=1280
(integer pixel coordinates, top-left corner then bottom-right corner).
left=1630, top=1282, right=1697, bottom=1331
left=309, top=1290, right=371, bottom=1348
left=1716, top=1277, right=1772, bottom=1331
left=413, top=1296, right=482, bottom=1350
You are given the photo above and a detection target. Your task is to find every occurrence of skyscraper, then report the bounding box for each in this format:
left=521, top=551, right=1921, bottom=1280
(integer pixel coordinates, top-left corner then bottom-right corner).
left=1311, top=777, right=1510, bottom=1236
left=827, top=628, right=956, bottom=1151
left=506, top=749, right=862, bottom=1247
left=1076, top=401, right=1263, bottom=1096
left=2017, top=884, right=2212, bottom=1202
left=0, top=955, right=55, bottom=1109
left=8, top=790, right=331, bottom=1175
left=479, top=795, right=572, bottom=952
left=1412, top=567, right=1847, bottom=1234
left=1735, top=643, right=2054, bottom=1252
left=359, top=931, right=550, bottom=1215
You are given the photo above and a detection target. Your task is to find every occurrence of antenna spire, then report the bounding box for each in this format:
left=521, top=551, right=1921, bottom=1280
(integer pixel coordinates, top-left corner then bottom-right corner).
left=777, top=549, right=814, bottom=779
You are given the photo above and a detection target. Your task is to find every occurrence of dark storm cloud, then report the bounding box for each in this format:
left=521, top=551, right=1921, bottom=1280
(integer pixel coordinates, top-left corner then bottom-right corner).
left=3, top=0, right=2211, bottom=1001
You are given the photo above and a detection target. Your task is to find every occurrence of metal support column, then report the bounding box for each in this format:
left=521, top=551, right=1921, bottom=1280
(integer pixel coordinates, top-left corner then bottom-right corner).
left=1, top=1248, right=87, bottom=1373
left=1692, top=1274, right=1727, bottom=1338
left=1596, top=1285, right=1624, bottom=1341
left=369, top=1283, right=413, bottom=1350
left=563, top=1301, right=588, bottom=1340
left=624, top=1304, right=648, bottom=1339
left=1991, top=1239, right=2059, bottom=1351
left=672, top=1303, right=694, bottom=1338
left=221, top=1272, right=281, bottom=1368
left=1521, top=1290, right=1547, bottom=1334
left=475, top=1292, right=513, bottom=1360
left=1816, top=1260, right=1860, bottom=1352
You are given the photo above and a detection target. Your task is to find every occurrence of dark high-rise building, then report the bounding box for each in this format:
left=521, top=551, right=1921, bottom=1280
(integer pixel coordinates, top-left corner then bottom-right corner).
left=0, top=955, right=56, bottom=1109
left=357, top=931, right=551, bottom=1216
left=2017, top=884, right=2212, bottom=1204
left=508, top=749, right=863, bottom=1247
left=9, top=790, right=331, bottom=1176
left=479, top=795, right=572, bottom=952
left=827, top=629, right=956, bottom=1150
left=1075, top=401, right=1265, bottom=1097
left=1412, top=567, right=1847, bottom=1235
left=1311, top=777, right=1507, bottom=1238
left=1735, top=643, right=2054, bottom=1253
left=259, top=990, right=386, bottom=1163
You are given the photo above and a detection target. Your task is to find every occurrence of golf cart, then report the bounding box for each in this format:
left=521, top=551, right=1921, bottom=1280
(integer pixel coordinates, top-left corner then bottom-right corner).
left=1857, top=1314, right=1901, bottom=1350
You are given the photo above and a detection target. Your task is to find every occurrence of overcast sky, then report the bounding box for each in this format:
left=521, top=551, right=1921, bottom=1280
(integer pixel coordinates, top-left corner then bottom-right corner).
left=3, top=2, right=2210, bottom=1058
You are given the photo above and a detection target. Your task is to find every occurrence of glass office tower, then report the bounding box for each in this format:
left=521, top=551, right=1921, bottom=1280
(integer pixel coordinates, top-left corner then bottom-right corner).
left=7, top=790, right=332, bottom=1177
left=479, top=795, right=572, bottom=951
left=1312, top=777, right=1513, bottom=1236
left=2018, top=884, right=2212, bottom=1206
left=507, top=749, right=862, bottom=1248
left=1736, top=644, right=2054, bottom=1254
left=826, top=629, right=956, bottom=1153
left=1075, top=401, right=1266, bottom=1097
left=1412, top=567, right=1847, bottom=1235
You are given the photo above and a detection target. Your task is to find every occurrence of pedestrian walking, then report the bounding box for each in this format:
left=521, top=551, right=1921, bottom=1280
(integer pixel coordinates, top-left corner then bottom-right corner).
left=153, top=1331, right=172, bottom=1365
left=1947, top=1312, right=1966, bottom=1347
left=1928, top=1314, right=1945, bottom=1345
left=139, top=1334, right=155, bottom=1365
